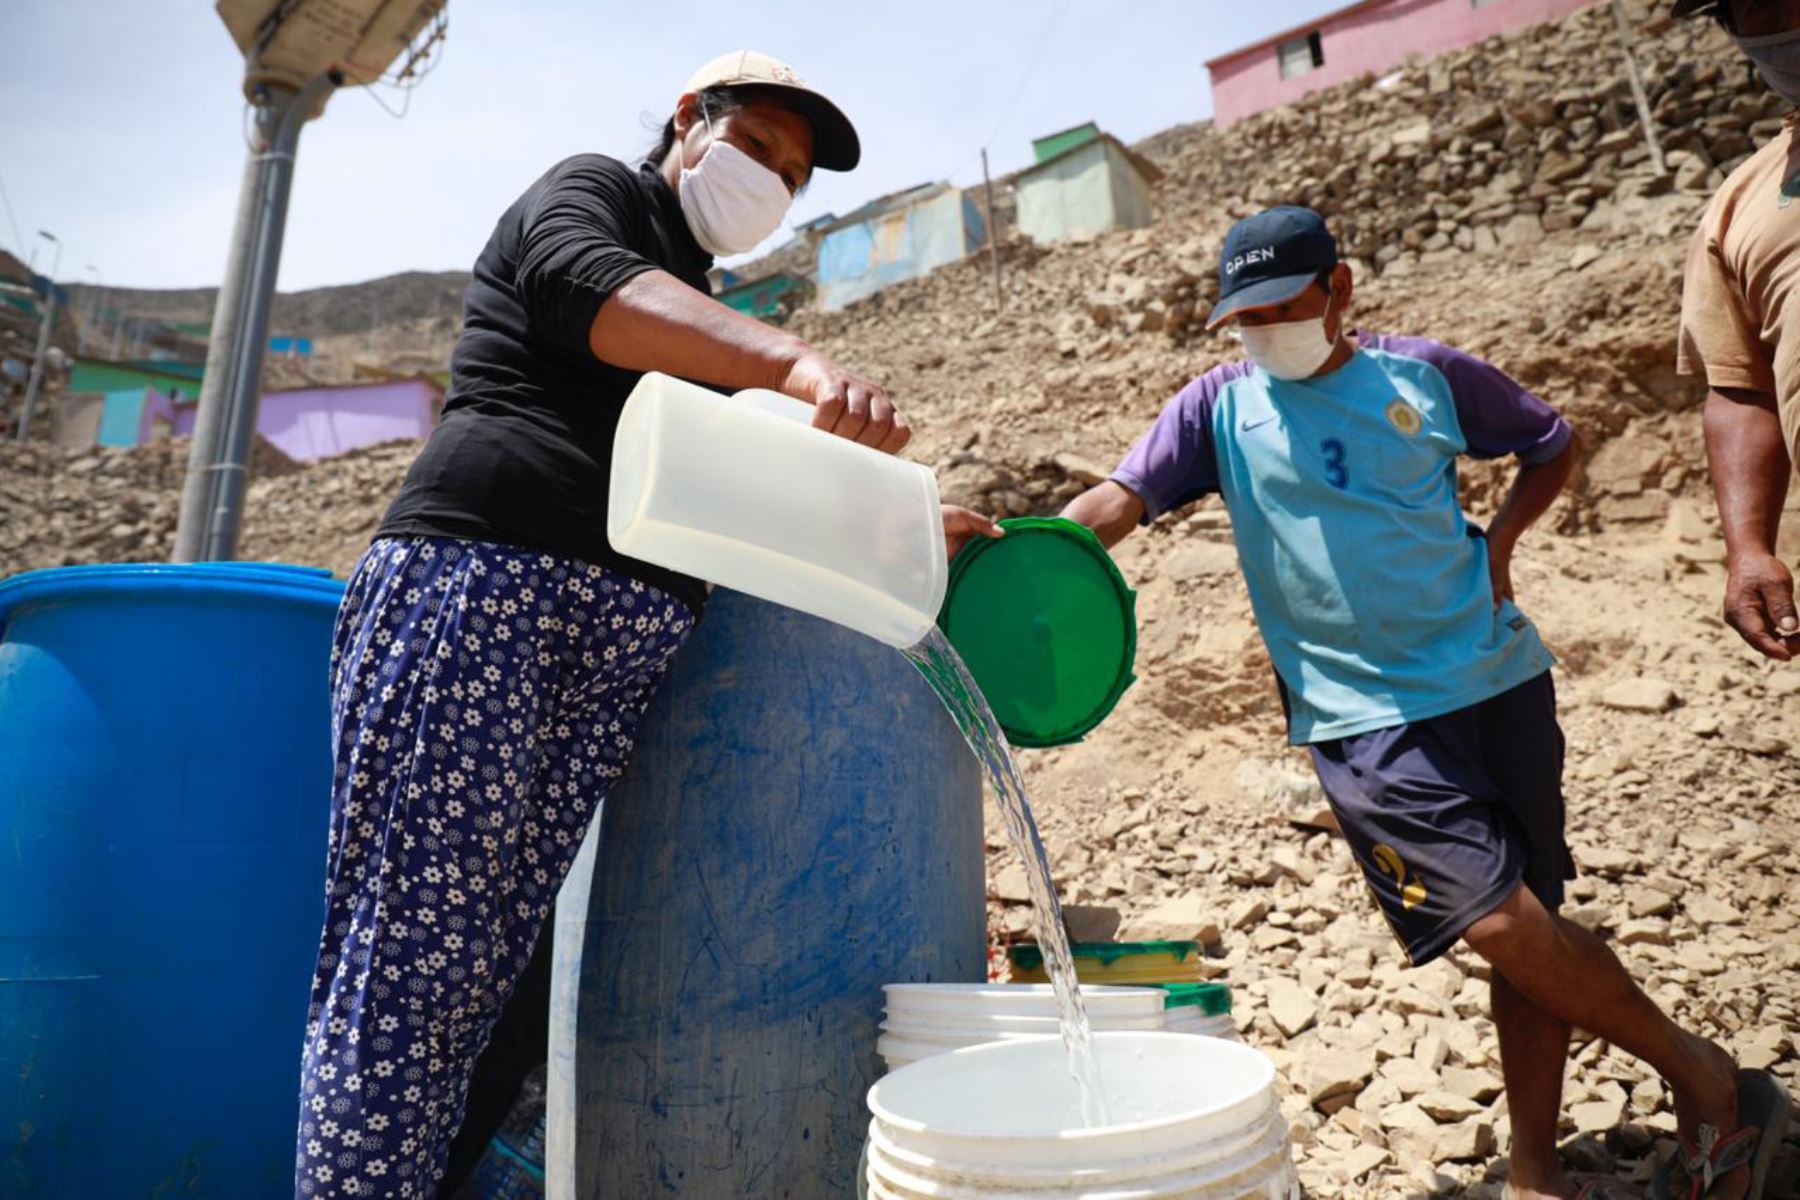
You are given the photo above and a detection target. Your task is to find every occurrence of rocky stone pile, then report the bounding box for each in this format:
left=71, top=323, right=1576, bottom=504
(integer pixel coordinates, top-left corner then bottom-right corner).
left=0, top=440, right=190, bottom=572
left=0, top=436, right=405, bottom=577
left=234, top=438, right=421, bottom=574
left=1151, top=1, right=1769, bottom=275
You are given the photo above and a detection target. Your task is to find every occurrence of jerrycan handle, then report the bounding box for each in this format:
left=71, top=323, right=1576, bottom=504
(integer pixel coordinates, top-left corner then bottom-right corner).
left=734, top=388, right=816, bottom=425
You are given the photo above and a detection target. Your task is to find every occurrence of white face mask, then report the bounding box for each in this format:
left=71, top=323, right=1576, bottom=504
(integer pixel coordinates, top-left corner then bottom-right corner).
left=678, top=112, right=794, bottom=257
left=1237, top=293, right=1340, bottom=380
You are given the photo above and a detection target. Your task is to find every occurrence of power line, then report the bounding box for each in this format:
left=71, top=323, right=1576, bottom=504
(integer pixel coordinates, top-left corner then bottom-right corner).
left=361, top=78, right=417, bottom=120
left=978, top=0, right=1074, bottom=154
left=354, top=8, right=446, bottom=118
left=943, top=0, right=1075, bottom=183
left=0, top=174, right=25, bottom=261
left=359, top=8, right=449, bottom=119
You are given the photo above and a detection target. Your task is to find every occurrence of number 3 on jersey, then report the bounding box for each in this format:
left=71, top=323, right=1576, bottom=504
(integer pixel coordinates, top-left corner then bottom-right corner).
left=1320, top=438, right=1348, bottom=489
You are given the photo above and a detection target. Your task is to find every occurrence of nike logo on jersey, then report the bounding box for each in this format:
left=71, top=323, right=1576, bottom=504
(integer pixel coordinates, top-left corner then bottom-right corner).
left=1240, top=415, right=1278, bottom=432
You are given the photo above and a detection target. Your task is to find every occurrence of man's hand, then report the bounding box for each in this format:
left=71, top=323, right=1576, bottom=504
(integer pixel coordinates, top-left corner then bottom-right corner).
left=1487, top=538, right=1516, bottom=609
left=943, top=505, right=1003, bottom=561
left=1723, top=550, right=1799, bottom=661
left=781, top=349, right=911, bottom=454
left=1704, top=388, right=1794, bottom=661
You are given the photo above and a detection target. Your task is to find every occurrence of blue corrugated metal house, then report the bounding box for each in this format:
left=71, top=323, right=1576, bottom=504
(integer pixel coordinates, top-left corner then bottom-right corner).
left=814, top=183, right=986, bottom=311
left=269, top=335, right=314, bottom=359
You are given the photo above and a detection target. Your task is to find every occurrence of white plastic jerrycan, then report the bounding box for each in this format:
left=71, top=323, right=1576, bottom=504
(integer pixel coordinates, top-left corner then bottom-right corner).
left=608, top=372, right=948, bottom=648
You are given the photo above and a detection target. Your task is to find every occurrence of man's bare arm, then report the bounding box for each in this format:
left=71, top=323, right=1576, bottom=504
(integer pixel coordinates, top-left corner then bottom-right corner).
left=1704, top=385, right=1796, bottom=660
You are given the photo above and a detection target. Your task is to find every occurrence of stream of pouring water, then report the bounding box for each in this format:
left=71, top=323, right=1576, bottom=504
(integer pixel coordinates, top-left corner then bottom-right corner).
left=904, top=628, right=1111, bottom=1128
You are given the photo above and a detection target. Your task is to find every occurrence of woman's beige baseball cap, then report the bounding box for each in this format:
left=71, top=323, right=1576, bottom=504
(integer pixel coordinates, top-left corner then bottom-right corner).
left=685, top=50, right=861, bottom=171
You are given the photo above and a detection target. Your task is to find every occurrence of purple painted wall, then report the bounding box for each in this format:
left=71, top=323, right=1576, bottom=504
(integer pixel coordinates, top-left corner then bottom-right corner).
left=1206, top=0, right=1594, bottom=128
left=141, top=378, right=441, bottom=461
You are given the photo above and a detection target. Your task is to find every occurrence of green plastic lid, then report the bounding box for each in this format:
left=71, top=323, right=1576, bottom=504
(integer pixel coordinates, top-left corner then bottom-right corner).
left=1006, top=940, right=1202, bottom=973
left=1159, top=982, right=1233, bottom=1015
left=939, top=517, right=1136, bottom=747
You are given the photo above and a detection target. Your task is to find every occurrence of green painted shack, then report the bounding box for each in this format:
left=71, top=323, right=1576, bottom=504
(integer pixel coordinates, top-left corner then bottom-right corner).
left=67, top=358, right=203, bottom=401
left=1030, top=122, right=1101, bottom=164
left=1013, top=132, right=1164, bottom=246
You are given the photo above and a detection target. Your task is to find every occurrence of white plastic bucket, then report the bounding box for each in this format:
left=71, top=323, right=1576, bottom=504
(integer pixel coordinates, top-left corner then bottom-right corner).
left=1162, top=1006, right=1239, bottom=1040
left=865, top=1032, right=1296, bottom=1198
left=884, top=984, right=1162, bottom=1019
left=885, top=1012, right=1167, bottom=1037
left=875, top=1017, right=1167, bottom=1072
left=878, top=984, right=1168, bottom=1073
left=608, top=372, right=947, bottom=648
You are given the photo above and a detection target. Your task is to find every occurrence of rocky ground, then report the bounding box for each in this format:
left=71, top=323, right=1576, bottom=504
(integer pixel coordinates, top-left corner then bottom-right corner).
left=4, top=1, right=1799, bottom=1195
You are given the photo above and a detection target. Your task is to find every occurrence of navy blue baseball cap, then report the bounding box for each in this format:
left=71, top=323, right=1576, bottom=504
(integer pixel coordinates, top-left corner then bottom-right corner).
left=1206, top=206, right=1338, bottom=329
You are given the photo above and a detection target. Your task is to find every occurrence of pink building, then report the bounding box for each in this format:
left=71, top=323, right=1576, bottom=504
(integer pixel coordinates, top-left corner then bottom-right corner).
left=139, top=377, right=443, bottom=461
left=1206, top=0, right=1595, bottom=128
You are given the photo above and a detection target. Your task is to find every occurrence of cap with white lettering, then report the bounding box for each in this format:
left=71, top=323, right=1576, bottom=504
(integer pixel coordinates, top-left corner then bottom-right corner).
left=1207, top=206, right=1339, bottom=329
left=686, top=50, right=861, bottom=172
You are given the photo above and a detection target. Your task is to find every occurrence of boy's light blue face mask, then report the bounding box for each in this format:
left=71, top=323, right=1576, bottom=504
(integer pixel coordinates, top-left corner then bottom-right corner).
left=1738, top=27, right=1800, bottom=105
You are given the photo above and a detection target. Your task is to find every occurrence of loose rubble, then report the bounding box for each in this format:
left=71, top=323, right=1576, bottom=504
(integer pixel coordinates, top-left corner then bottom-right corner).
left=0, top=437, right=304, bottom=572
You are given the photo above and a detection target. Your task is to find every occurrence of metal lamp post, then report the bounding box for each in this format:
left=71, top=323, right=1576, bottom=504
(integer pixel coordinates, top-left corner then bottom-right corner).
left=77, top=264, right=103, bottom=358
left=16, top=230, right=61, bottom=443
left=172, top=72, right=338, bottom=561
left=171, top=0, right=446, bottom=562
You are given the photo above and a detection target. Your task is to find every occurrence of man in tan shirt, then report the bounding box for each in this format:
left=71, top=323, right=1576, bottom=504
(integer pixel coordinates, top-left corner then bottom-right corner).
left=1679, top=0, right=1800, bottom=667
left=1672, top=8, right=1800, bottom=1200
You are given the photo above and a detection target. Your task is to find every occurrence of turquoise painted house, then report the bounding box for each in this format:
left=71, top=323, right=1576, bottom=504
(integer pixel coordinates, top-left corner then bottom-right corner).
left=59, top=359, right=204, bottom=449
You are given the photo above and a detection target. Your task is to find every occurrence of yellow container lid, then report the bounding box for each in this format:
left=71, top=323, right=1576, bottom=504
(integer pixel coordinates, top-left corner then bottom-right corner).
left=1006, top=941, right=1205, bottom=985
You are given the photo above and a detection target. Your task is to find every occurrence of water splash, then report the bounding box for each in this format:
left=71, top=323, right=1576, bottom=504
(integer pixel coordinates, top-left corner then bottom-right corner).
left=904, top=628, right=1111, bottom=1128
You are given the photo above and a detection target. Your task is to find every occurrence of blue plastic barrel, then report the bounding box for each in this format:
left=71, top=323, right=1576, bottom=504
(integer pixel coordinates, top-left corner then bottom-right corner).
left=0, top=562, right=343, bottom=1198
left=548, top=591, right=986, bottom=1198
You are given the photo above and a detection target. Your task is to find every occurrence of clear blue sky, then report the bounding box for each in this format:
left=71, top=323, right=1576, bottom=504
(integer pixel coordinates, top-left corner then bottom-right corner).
left=0, top=1, right=1345, bottom=292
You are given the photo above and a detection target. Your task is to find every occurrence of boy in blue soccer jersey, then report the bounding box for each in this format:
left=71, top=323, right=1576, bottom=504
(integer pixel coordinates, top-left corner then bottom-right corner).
left=1062, top=207, right=1787, bottom=1199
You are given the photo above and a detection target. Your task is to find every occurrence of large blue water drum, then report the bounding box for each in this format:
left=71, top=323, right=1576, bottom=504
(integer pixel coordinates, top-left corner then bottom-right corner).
left=0, top=562, right=343, bottom=1197
left=548, top=590, right=986, bottom=1198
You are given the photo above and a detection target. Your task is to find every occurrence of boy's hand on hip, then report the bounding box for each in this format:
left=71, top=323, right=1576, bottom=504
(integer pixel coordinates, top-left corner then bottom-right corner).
left=1488, top=542, right=1515, bottom=610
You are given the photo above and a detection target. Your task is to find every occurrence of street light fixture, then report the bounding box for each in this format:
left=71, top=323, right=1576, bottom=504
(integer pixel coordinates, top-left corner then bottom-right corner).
left=27, top=229, right=59, bottom=282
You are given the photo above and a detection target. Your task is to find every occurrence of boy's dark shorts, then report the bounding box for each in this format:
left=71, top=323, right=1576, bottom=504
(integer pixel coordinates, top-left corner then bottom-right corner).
left=1307, top=672, right=1572, bottom=966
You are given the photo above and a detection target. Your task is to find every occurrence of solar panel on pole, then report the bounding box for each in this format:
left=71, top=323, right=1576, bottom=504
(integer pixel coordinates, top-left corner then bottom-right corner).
left=173, top=0, right=446, bottom=562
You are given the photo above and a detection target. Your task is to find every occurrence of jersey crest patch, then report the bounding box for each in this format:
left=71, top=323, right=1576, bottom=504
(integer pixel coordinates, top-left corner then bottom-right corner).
left=1385, top=398, right=1424, bottom=436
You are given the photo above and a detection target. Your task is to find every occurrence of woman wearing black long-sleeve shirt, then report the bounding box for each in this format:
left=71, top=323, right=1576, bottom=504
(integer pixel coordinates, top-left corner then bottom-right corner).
left=292, top=51, right=997, bottom=1199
